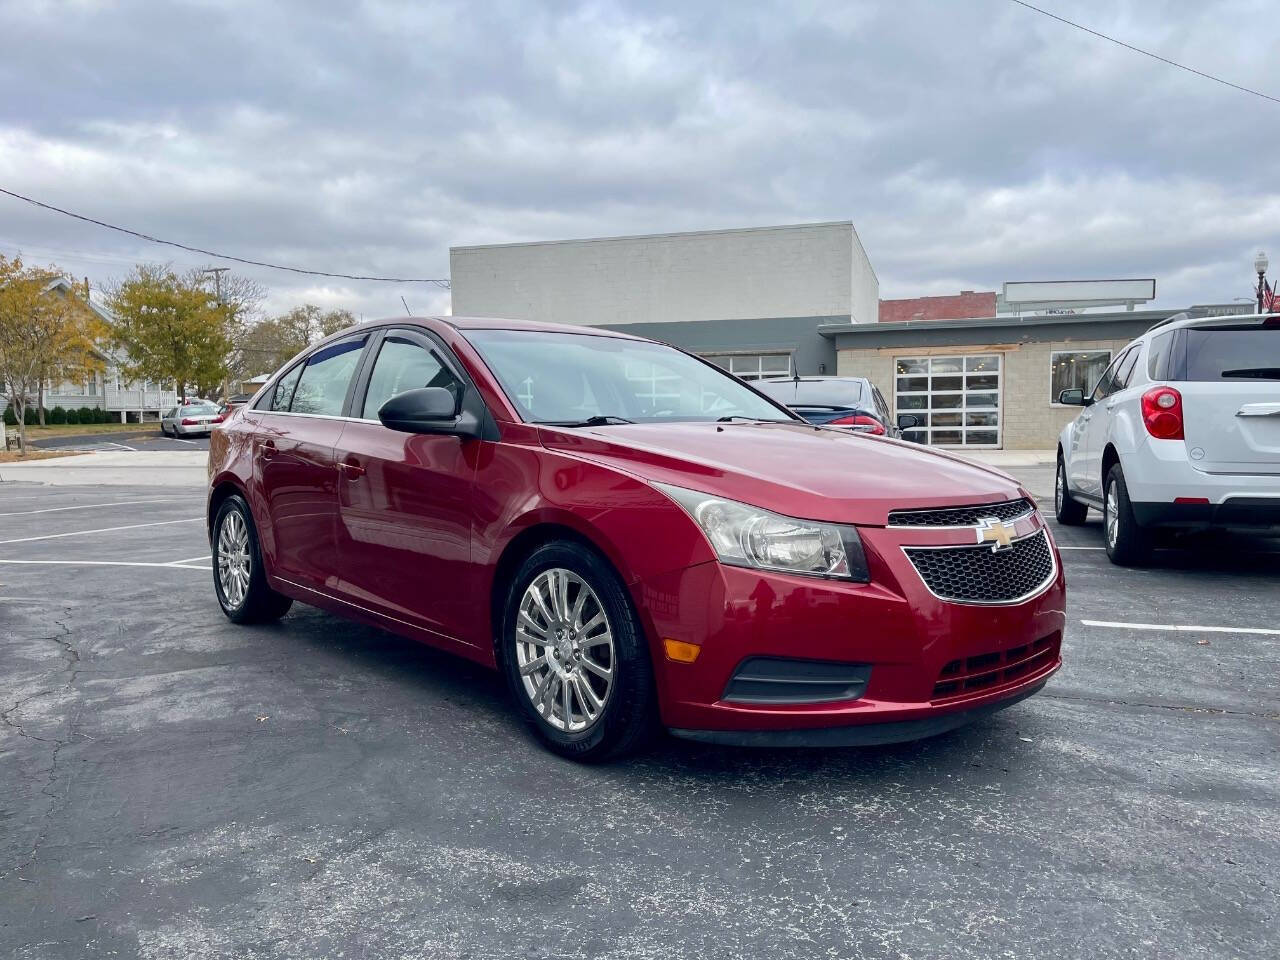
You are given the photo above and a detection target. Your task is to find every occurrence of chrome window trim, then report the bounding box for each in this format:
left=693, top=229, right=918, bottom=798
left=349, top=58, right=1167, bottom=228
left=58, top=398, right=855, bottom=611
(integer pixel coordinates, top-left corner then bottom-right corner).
left=900, top=528, right=1057, bottom=607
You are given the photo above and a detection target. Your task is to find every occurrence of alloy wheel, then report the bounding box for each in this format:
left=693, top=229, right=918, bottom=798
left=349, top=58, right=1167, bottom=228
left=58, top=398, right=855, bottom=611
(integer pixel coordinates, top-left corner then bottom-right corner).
left=217, top=509, right=251, bottom=609
left=514, top=568, right=615, bottom=733
left=1105, top=481, right=1119, bottom=550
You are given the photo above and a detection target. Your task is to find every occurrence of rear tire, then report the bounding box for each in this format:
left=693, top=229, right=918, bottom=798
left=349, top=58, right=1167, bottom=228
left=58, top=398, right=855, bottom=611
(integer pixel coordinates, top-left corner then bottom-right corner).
left=212, top=494, right=293, bottom=623
left=1054, top=455, right=1089, bottom=526
left=1103, top=463, right=1154, bottom=566
left=499, top=540, right=658, bottom=762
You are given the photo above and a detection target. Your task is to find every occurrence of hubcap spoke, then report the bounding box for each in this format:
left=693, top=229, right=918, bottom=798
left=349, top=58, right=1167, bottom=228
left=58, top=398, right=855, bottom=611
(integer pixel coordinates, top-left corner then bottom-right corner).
left=217, top=510, right=251, bottom=609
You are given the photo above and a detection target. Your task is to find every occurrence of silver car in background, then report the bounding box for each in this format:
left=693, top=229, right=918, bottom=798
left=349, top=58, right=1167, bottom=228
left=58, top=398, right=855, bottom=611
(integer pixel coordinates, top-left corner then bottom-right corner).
left=161, top=401, right=224, bottom=437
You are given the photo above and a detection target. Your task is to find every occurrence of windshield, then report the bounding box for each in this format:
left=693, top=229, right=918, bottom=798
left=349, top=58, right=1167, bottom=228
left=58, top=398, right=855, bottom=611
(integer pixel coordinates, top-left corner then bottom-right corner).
left=756, top=379, right=864, bottom=407
left=465, top=329, right=795, bottom=425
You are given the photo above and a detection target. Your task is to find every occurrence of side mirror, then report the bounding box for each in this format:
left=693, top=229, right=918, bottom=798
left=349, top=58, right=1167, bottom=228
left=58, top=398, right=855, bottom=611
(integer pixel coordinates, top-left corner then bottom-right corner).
left=379, top=387, right=471, bottom=435
left=1057, top=388, right=1089, bottom=406
left=896, top=413, right=920, bottom=430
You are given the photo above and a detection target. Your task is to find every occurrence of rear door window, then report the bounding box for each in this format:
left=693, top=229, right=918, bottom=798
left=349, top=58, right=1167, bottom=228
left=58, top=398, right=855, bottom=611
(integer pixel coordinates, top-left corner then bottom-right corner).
left=1091, top=350, right=1127, bottom=401
left=1184, top=327, right=1280, bottom=381
left=289, top=336, right=368, bottom=416
left=1113, top=346, right=1142, bottom=391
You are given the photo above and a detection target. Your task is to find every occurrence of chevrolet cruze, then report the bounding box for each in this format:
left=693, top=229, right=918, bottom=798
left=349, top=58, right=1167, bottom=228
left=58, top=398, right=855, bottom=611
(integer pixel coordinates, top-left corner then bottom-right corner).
left=208, top=317, right=1065, bottom=761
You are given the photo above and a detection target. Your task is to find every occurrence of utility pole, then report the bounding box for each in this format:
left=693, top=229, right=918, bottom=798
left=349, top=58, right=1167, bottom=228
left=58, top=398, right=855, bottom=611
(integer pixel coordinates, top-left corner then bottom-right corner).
left=201, top=266, right=231, bottom=402
left=202, top=266, right=230, bottom=303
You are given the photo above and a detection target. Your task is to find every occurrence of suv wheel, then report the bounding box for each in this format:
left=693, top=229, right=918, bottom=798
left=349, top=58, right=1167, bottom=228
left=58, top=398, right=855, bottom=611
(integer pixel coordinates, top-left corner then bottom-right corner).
left=500, top=541, right=657, bottom=762
left=1103, top=464, right=1153, bottom=566
left=212, top=494, right=293, bottom=623
left=1054, top=455, right=1088, bottom=525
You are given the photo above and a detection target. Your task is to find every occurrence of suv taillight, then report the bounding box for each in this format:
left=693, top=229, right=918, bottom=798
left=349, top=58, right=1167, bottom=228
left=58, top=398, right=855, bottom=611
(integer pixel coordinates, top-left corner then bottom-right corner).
left=1141, top=386, right=1184, bottom=440
left=829, top=414, right=885, bottom=435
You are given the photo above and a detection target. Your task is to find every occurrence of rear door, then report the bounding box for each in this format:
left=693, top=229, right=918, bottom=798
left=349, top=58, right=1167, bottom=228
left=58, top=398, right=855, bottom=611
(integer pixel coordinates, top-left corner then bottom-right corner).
left=1071, top=348, right=1132, bottom=498
left=333, top=328, right=479, bottom=641
left=253, top=334, right=369, bottom=589
left=1176, top=320, right=1280, bottom=475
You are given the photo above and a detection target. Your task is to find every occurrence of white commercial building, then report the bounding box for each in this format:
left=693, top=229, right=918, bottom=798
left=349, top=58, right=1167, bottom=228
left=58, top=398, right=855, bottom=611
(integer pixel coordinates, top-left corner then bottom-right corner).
left=450, top=221, right=879, bottom=328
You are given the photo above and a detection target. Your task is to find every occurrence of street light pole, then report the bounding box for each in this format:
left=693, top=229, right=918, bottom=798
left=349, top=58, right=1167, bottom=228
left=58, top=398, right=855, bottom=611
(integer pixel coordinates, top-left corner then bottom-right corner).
left=1255, top=250, right=1269, bottom=313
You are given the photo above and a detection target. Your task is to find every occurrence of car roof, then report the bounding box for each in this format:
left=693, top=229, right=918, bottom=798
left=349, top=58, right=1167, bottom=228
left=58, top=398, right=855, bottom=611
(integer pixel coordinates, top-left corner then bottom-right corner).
left=1144, top=312, right=1278, bottom=336
left=354, top=315, right=647, bottom=341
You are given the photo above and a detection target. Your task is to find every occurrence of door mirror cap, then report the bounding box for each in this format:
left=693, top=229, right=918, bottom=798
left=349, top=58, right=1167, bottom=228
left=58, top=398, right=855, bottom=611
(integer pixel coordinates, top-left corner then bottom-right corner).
left=896, top=413, right=921, bottom=429
left=378, top=387, right=473, bottom=435
left=1058, top=388, right=1092, bottom=406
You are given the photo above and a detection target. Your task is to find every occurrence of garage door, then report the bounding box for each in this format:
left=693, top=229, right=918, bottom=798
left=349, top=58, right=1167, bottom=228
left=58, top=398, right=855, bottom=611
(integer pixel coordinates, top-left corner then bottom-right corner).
left=894, top=354, right=1002, bottom=448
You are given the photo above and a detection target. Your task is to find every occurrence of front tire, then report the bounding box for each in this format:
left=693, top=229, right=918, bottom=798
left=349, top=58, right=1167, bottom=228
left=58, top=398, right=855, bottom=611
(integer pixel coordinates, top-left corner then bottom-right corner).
left=1054, top=455, right=1088, bottom=525
left=212, top=494, right=293, bottom=623
left=499, top=541, right=657, bottom=762
left=1103, top=464, right=1153, bottom=566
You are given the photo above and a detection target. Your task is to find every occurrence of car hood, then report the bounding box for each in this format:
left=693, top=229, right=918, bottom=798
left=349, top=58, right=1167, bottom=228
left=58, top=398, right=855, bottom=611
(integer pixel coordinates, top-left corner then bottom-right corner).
left=537, top=421, right=1024, bottom=526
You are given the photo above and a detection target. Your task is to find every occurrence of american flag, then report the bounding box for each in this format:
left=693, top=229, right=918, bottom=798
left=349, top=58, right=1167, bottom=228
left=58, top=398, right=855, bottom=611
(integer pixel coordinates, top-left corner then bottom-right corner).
left=1264, top=280, right=1278, bottom=313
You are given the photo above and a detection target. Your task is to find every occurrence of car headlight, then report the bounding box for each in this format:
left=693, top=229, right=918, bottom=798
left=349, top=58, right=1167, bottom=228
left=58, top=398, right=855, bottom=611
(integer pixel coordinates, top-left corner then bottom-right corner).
left=655, top=483, right=869, bottom=582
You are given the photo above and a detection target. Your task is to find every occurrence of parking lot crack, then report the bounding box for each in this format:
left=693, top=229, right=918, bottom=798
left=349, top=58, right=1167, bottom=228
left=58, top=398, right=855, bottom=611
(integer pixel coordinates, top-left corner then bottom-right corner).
left=1, top=606, right=85, bottom=881
left=1043, top=691, right=1280, bottom=720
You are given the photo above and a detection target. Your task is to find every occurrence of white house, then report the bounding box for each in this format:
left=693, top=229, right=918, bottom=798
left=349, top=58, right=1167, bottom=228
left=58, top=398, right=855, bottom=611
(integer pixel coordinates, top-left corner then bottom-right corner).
left=8, top=278, right=178, bottom=423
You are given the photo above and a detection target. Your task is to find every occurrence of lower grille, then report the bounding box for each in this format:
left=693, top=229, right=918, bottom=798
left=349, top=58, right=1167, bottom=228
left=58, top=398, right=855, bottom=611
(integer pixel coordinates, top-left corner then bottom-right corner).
left=904, top=529, right=1055, bottom=604
left=933, top=634, right=1060, bottom=699
left=723, top=657, right=871, bottom=705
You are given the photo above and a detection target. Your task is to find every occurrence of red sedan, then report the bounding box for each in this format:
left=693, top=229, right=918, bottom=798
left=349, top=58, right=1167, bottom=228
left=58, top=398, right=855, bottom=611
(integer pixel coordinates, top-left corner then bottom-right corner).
left=208, top=317, right=1064, bottom=761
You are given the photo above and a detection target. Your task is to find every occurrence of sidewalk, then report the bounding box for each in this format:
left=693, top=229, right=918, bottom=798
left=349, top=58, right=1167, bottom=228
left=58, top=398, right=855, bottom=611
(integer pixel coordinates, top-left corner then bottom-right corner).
left=0, top=450, right=207, bottom=486
left=954, top=449, right=1055, bottom=468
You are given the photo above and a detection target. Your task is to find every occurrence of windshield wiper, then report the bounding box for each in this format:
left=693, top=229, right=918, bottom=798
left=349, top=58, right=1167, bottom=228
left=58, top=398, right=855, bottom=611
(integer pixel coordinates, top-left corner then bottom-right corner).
left=542, top=415, right=636, bottom=427
left=715, top=415, right=790, bottom=423
left=1221, top=367, right=1280, bottom=380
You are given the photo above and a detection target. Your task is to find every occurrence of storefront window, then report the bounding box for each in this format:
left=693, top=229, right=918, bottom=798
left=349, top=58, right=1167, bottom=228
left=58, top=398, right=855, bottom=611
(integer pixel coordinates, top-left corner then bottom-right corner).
left=702, top=353, right=792, bottom=381
left=1050, top=350, right=1111, bottom=402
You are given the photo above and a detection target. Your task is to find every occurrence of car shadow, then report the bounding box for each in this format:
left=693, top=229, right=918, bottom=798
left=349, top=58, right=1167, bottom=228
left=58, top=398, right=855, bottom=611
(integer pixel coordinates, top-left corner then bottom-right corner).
left=267, top=602, right=1044, bottom=785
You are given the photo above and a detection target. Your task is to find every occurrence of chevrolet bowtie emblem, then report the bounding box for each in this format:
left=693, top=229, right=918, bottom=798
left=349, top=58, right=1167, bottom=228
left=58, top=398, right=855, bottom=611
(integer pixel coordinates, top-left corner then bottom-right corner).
left=975, top=516, right=1015, bottom=552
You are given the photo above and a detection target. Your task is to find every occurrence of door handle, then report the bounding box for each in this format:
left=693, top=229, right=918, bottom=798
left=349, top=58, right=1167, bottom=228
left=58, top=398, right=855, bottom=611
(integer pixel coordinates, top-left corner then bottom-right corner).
left=339, top=460, right=366, bottom=479
left=259, top=439, right=276, bottom=460
left=1237, top=403, right=1280, bottom=417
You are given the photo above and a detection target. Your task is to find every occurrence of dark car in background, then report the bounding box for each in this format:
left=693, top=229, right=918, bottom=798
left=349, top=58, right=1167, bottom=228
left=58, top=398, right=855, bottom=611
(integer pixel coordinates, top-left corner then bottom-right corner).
left=755, top=376, right=907, bottom=437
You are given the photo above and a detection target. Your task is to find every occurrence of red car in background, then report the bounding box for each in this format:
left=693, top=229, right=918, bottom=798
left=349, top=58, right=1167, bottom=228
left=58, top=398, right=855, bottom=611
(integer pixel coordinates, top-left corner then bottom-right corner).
left=207, top=317, right=1064, bottom=761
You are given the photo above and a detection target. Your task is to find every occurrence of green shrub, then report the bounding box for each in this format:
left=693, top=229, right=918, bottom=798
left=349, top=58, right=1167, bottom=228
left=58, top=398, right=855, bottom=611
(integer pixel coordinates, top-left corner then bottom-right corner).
left=3, top=406, right=15, bottom=426
left=23, top=406, right=38, bottom=425
left=50, top=406, right=67, bottom=424
left=64, top=408, right=80, bottom=425
left=77, top=406, right=94, bottom=424
left=95, top=408, right=109, bottom=423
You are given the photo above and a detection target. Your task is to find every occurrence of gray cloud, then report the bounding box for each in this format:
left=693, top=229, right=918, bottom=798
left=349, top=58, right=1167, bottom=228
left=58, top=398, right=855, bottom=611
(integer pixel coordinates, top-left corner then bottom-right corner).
left=2, top=0, right=1278, bottom=320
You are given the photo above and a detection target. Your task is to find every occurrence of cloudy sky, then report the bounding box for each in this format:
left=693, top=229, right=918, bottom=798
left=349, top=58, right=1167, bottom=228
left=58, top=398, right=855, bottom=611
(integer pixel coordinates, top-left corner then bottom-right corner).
left=2, top=0, right=1279, bottom=319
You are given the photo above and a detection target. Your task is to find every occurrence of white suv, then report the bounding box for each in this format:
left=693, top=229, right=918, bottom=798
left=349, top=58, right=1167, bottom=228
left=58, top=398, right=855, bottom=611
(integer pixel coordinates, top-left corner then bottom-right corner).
left=1055, top=313, right=1280, bottom=565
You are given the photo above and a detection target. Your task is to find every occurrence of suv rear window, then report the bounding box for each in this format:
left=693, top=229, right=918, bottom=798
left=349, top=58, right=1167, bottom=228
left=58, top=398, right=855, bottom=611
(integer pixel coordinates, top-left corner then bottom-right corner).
left=757, top=379, right=863, bottom=407
left=1184, top=327, right=1280, bottom=381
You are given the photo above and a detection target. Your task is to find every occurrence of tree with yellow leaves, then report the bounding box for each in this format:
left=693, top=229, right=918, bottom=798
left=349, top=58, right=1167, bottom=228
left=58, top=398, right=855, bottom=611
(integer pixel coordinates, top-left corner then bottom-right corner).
left=0, top=254, right=105, bottom=454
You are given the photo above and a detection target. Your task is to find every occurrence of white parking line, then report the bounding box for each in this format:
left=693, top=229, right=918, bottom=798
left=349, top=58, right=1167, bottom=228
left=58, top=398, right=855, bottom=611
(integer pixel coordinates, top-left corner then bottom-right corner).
left=1057, top=545, right=1105, bottom=551
left=0, top=517, right=202, bottom=545
left=171, top=437, right=195, bottom=445
left=1082, top=619, right=1280, bottom=637
left=0, top=559, right=208, bottom=570
left=109, top=442, right=137, bottom=451
left=168, top=554, right=212, bottom=564
left=0, top=498, right=186, bottom=517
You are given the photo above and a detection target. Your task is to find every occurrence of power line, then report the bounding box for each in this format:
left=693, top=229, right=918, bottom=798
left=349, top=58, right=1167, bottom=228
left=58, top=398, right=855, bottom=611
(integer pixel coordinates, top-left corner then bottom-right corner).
left=0, top=186, right=451, bottom=287
left=1006, top=0, right=1280, bottom=105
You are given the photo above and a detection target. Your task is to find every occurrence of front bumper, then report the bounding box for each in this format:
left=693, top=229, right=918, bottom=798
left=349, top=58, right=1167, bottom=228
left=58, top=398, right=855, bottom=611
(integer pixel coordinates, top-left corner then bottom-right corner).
left=632, top=516, right=1066, bottom=739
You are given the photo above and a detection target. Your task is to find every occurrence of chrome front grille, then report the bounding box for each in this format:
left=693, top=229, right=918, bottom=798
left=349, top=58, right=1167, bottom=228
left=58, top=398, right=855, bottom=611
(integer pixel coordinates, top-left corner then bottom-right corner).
left=888, top=498, right=1034, bottom=528
left=903, top=529, right=1055, bottom=605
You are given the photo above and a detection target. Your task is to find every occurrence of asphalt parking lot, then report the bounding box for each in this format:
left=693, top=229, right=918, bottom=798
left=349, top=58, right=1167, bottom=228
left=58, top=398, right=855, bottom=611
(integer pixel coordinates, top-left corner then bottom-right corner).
left=2, top=471, right=1277, bottom=959
left=29, top=431, right=211, bottom=453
